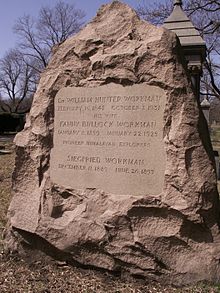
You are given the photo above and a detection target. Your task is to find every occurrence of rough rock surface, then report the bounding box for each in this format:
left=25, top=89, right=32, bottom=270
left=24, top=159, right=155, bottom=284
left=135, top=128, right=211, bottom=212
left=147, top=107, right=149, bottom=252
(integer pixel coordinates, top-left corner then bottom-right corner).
left=4, top=1, right=220, bottom=286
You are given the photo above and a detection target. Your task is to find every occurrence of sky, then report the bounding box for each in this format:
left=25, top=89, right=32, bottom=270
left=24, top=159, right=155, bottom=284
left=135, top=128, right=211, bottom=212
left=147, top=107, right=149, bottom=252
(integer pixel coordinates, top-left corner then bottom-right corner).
left=0, top=0, right=143, bottom=59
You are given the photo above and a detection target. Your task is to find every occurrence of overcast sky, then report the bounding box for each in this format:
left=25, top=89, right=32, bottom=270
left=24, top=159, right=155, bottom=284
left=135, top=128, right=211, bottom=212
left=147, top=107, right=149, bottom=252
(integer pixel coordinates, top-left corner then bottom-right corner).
left=0, top=0, right=146, bottom=59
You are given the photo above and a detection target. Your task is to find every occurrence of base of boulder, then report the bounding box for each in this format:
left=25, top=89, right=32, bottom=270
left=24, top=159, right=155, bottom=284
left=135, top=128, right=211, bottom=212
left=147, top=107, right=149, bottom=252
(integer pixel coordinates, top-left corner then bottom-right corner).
left=4, top=189, right=220, bottom=286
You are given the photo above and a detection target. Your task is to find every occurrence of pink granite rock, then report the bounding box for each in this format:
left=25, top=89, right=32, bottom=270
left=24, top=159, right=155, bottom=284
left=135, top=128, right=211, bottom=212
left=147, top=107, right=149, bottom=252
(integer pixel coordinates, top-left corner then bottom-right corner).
left=4, top=1, right=220, bottom=286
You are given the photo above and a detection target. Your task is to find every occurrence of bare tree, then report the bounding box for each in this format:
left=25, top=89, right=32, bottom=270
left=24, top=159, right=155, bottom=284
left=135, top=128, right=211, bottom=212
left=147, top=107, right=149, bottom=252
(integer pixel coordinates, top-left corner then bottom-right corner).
left=14, top=1, right=85, bottom=73
left=137, top=0, right=220, bottom=101
left=0, top=49, right=36, bottom=113
left=38, top=1, right=85, bottom=47
left=14, top=15, right=49, bottom=73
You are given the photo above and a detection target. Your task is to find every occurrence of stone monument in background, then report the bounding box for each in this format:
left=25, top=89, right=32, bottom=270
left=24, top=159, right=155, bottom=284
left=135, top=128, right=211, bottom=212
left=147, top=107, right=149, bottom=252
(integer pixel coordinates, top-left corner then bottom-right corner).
left=4, top=1, right=220, bottom=286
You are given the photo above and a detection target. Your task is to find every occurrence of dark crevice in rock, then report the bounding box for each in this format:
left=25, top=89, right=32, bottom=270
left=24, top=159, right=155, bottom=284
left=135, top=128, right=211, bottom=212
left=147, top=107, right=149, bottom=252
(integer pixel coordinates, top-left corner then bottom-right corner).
left=60, top=190, right=74, bottom=199
left=170, top=183, right=183, bottom=193
left=12, top=227, right=70, bottom=262
left=11, top=226, right=176, bottom=281
left=166, top=138, right=181, bottom=149
left=11, top=228, right=123, bottom=277
left=132, top=197, right=162, bottom=207
left=126, top=243, right=170, bottom=271
left=48, top=89, right=59, bottom=101
left=50, top=205, right=64, bottom=219
left=127, top=206, right=182, bottom=220
left=92, top=40, right=104, bottom=46
left=102, top=77, right=135, bottom=86
left=62, top=48, right=80, bottom=60
left=81, top=48, right=99, bottom=60
left=68, top=260, right=123, bottom=278
left=38, top=155, right=48, bottom=187
left=51, top=185, right=83, bottom=200
left=65, top=79, right=71, bottom=86
left=179, top=218, right=213, bottom=243
left=163, top=115, right=172, bottom=138
left=92, top=60, right=103, bottom=71
left=197, top=191, right=220, bottom=231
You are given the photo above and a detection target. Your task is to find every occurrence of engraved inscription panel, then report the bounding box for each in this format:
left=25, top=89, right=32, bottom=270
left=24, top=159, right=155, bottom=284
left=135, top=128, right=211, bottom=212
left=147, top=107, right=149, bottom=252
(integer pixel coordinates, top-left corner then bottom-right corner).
left=50, top=84, right=166, bottom=195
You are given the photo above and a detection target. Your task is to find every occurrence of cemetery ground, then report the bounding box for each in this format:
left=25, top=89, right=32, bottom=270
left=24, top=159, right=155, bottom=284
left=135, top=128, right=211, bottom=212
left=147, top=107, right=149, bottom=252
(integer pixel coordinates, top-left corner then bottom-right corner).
left=212, top=125, right=220, bottom=192
left=0, top=133, right=220, bottom=292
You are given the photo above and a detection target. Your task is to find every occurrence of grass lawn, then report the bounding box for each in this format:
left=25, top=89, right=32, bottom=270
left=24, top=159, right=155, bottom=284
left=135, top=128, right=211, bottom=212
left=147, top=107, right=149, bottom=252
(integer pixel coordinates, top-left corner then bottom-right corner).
left=0, top=139, right=220, bottom=292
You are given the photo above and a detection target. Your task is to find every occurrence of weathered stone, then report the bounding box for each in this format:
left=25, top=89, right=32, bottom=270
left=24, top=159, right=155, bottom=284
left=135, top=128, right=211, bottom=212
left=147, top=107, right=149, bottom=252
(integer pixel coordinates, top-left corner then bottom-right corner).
left=4, top=1, right=220, bottom=286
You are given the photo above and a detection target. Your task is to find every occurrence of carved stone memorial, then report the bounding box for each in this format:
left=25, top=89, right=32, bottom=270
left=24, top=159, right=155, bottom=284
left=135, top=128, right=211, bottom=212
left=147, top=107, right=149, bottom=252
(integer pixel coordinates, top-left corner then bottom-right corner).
left=51, top=84, right=166, bottom=195
left=4, top=1, right=220, bottom=286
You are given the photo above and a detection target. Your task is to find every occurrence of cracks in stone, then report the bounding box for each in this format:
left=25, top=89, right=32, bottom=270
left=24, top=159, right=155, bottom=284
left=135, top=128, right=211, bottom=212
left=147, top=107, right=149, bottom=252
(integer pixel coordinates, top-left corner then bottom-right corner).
left=164, top=115, right=172, bottom=138
left=66, top=241, right=122, bottom=274
left=126, top=242, right=169, bottom=271
left=61, top=48, right=81, bottom=63
left=38, top=154, right=50, bottom=187
left=170, top=184, right=183, bottom=194
left=51, top=185, right=76, bottom=199
left=165, top=136, right=181, bottom=149
left=91, top=60, right=103, bottom=71
left=104, top=241, right=169, bottom=279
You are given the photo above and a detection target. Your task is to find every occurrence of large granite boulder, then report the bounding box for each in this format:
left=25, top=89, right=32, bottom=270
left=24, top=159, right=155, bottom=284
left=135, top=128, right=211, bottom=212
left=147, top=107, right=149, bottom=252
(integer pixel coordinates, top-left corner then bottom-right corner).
left=4, top=1, right=220, bottom=286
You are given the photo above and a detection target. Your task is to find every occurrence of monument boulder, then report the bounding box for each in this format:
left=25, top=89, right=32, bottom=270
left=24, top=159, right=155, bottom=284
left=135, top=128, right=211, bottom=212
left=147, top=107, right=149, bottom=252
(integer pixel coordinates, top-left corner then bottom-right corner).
left=4, top=1, right=220, bottom=286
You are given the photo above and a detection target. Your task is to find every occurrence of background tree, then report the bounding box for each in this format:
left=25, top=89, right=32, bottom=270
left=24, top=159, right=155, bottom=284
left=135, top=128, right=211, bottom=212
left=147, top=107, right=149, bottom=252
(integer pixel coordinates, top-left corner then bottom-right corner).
left=0, top=1, right=85, bottom=113
left=137, top=0, right=220, bottom=101
left=0, top=49, right=36, bottom=113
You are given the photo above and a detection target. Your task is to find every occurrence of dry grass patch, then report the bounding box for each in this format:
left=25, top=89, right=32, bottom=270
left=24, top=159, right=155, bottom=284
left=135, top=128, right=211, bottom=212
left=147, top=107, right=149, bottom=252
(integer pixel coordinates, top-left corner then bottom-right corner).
left=0, top=142, right=15, bottom=251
